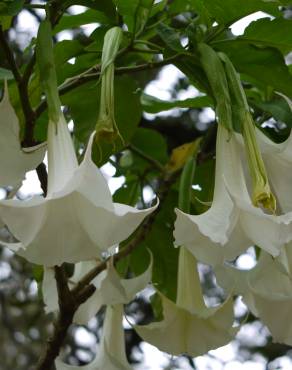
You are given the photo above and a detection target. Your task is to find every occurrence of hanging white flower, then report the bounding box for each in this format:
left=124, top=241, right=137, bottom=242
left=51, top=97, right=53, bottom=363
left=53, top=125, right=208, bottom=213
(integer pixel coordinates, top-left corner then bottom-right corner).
left=174, top=125, right=292, bottom=267
left=0, top=83, right=45, bottom=188
left=0, top=118, right=157, bottom=266
left=135, top=247, right=237, bottom=356
left=54, top=252, right=152, bottom=369
left=216, top=249, right=292, bottom=345
left=55, top=304, right=132, bottom=370
left=43, top=252, right=152, bottom=324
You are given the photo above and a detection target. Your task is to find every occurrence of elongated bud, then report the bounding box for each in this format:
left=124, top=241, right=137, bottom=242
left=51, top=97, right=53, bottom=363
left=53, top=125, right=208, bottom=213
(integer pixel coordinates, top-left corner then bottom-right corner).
left=36, top=20, right=61, bottom=123
left=95, top=27, right=123, bottom=145
left=219, top=53, right=276, bottom=212
left=198, top=43, right=233, bottom=132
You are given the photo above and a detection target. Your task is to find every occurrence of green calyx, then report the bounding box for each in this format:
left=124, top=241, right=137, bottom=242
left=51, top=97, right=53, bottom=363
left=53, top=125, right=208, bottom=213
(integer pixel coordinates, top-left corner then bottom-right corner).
left=95, top=27, right=123, bottom=146
left=219, top=52, right=276, bottom=213
left=36, top=20, right=61, bottom=124
left=198, top=43, right=233, bottom=132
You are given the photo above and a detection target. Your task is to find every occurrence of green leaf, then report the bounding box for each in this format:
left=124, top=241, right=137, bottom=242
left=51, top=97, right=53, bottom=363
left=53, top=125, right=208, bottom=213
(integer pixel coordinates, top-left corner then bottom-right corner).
left=141, top=93, right=212, bottom=113
left=215, top=41, right=292, bottom=98
left=0, top=0, right=24, bottom=16
left=113, top=178, right=140, bottom=205
left=114, top=0, right=153, bottom=33
left=200, top=0, right=280, bottom=25
left=0, top=0, right=24, bottom=28
left=156, top=23, right=184, bottom=52
left=54, top=10, right=113, bottom=34
left=63, top=0, right=116, bottom=19
left=0, top=67, right=13, bottom=80
left=131, top=127, right=168, bottom=165
left=130, top=189, right=179, bottom=300
left=253, top=98, right=292, bottom=128
left=240, top=17, right=292, bottom=54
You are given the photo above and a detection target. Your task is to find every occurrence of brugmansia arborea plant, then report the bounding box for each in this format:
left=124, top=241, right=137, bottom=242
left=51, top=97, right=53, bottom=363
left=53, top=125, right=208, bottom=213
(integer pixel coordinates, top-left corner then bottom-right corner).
left=3, top=3, right=292, bottom=368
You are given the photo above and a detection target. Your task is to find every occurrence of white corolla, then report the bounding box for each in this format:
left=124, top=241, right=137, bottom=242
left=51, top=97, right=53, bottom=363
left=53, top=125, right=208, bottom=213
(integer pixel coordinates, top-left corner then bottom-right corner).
left=56, top=304, right=132, bottom=370
left=174, top=124, right=292, bottom=267
left=0, top=115, right=157, bottom=266
left=43, top=253, right=152, bottom=324
left=54, top=254, right=152, bottom=370
left=216, top=247, right=292, bottom=345
left=0, top=84, right=45, bottom=188
left=135, top=247, right=237, bottom=356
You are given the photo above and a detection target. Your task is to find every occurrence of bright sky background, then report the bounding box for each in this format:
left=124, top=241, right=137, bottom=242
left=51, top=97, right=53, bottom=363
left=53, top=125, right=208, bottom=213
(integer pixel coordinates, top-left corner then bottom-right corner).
left=5, top=7, right=290, bottom=370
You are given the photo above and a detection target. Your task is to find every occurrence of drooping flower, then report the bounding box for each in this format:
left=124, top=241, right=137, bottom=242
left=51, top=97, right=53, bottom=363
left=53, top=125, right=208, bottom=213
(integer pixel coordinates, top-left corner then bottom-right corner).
left=135, top=247, right=236, bottom=356
left=43, top=252, right=152, bottom=324
left=0, top=83, right=45, bottom=188
left=55, top=304, right=132, bottom=370
left=0, top=124, right=157, bottom=266
left=174, top=125, right=292, bottom=267
left=54, top=254, right=152, bottom=370
left=216, top=248, right=292, bottom=345
left=0, top=21, right=157, bottom=266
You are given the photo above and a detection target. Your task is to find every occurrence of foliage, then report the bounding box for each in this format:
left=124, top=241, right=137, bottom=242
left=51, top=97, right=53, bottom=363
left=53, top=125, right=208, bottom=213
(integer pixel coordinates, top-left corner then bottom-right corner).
left=1, top=1, right=292, bottom=370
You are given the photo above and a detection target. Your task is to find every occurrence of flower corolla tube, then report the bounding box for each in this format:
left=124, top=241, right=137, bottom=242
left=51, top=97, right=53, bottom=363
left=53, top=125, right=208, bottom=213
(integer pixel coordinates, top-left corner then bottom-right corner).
left=216, top=246, right=292, bottom=345
left=174, top=124, right=292, bottom=267
left=135, top=247, right=237, bottom=356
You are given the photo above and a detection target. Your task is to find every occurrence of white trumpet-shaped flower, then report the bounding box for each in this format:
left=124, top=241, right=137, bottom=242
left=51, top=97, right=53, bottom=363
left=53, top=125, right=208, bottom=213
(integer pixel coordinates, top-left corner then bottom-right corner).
left=55, top=304, right=132, bottom=370
left=135, top=247, right=236, bottom=356
left=216, top=248, right=292, bottom=345
left=0, top=84, right=45, bottom=188
left=0, top=116, right=157, bottom=266
left=174, top=125, right=292, bottom=266
left=43, top=252, right=152, bottom=324
left=54, top=253, right=152, bottom=369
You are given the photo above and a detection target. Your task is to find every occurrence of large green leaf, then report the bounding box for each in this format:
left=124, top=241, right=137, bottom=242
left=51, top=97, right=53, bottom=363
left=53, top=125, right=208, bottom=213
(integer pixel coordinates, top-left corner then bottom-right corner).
left=63, top=0, right=116, bottom=19
left=199, top=0, right=280, bottom=25
left=156, top=22, right=185, bottom=52
left=54, top=9, right=114, bottom=34
left=215, top=41, right=292, bottom=98
left=130, top=189, right=179, bottom=300
left=131, top=127, right=168, bottom=165
left=114, top=0, right=153, bottom=33
left=240, top=17, right=292, bottom=54
left=141, top=93, right=212, bottom=113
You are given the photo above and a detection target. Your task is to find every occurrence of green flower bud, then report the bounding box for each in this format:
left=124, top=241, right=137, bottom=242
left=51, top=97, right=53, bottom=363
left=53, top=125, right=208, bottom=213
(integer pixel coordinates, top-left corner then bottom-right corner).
left=95, top=27, right=123, bottom=145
